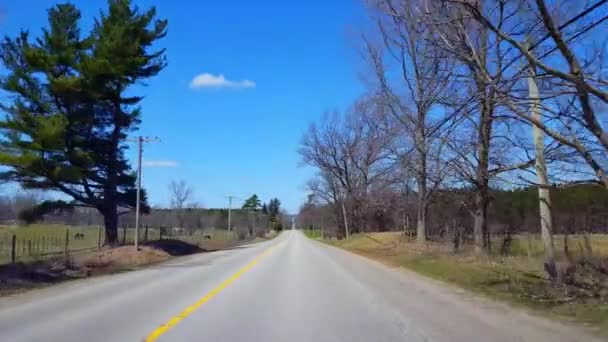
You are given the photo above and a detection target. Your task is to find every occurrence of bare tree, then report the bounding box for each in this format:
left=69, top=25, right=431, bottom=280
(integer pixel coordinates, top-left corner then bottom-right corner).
left=406, top=0, right=549, bottom=253
left=299, top=100, right=398, bottom=237
left=454, top=0, right=608, bottom=188
left=364, top=0, right=457, bottom=243
left=170, top=179, right=193, bottom=228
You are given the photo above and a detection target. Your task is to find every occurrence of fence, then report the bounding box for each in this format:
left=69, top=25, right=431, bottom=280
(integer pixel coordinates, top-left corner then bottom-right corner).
left=0, top=225, right=246, bottom=265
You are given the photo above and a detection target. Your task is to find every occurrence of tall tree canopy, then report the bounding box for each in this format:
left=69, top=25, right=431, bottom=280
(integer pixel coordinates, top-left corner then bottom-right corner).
left=0, top=0, right=167, bottom=244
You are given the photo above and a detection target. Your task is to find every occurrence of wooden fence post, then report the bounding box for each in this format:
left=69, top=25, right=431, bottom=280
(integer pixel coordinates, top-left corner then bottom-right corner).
left=10, top=234, right=16, bottom=263
left=27, top=240, right=32, bottom=256
left=97, top=225, right=102, bottom=249
left=64, top=228, right=69, bottom=258
left=144, top=225, right=149, bottom=242
left=41, top=236, right=46, bottom=254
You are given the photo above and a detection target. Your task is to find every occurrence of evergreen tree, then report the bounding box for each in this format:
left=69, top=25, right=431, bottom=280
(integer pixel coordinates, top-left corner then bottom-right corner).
left=268, top=198, right=281, bottom=221
left=242, top=194, right=261, bottom=211
left=0, top=1, right=167, bottom=245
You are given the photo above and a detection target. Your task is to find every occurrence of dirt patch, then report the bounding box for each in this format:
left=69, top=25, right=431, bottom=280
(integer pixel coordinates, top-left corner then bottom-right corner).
left=80, top=246, right=170, bottom=270
left=0, top=258, right=85, bottom=296
left=143, top=239, right=205, bottom=256
left=0, top=241, right=200, bottom=297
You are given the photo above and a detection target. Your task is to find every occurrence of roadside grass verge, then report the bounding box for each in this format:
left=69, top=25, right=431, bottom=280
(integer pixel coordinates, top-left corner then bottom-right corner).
left=320, top=232, right=608, bottom=336
left=302, top=229, right=322, bottom=239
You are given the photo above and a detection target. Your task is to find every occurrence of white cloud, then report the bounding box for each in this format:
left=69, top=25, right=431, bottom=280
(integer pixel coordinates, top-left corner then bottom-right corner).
left=143, top=160, right=178, bottom=167
left=189, top=73, right=256, bottom=89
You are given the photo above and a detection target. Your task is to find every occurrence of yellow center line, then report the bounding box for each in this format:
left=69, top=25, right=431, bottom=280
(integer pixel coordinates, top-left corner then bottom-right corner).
left=144, top=243, right=279, bottom=342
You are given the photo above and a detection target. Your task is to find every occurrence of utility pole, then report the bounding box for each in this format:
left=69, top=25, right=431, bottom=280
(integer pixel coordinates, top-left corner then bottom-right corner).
left=341, top=201, right=350, bottom=239
left=226, top=195, right=239, bottom=233
left=132, top=136, right=159, bottom=251
left=526, top=42, right=556, bottom=278
left=321, top=215, right=324, bottom=240
left=252, top=210, right=256, bottom=238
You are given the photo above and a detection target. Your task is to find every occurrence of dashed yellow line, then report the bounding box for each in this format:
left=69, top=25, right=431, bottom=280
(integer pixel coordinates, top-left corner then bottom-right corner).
left=144, top=244, right=278, bottom=342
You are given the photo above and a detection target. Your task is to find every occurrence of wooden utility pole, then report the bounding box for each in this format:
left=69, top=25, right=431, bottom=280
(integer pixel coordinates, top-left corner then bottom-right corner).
left=320, top=215, right=324, bottom=240
left=341, top=201, right=350, bottom=239
left=132, top=136, right=160, bottom=251
left=226, top=196, right=239, bottom=233
left=527, top=44, right=556, bottom=278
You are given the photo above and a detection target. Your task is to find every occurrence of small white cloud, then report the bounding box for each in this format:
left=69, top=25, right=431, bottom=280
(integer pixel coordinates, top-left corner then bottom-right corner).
left=143, top=160, right=178, bottom=167
left=189, top=73, right=256, bottom=89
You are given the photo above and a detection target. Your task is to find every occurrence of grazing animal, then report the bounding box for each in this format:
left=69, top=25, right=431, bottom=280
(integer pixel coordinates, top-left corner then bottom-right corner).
left=73, top=232, right=85, bottom=240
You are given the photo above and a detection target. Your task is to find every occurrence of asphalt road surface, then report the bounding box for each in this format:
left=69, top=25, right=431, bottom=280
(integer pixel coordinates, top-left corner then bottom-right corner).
left=0, top=230, right=600, bottom=342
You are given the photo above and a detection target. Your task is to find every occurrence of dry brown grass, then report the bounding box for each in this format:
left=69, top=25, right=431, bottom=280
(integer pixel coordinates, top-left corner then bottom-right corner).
left=80, top=246, right=170, bottom=269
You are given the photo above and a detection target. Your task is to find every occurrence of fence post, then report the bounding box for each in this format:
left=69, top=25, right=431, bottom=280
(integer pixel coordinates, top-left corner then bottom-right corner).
left=28, top=240, right=32, bottom=256
left=10, top=234, right=16, bottom=263
left=97, top=225, right=102, bottom=249
left=41, top=236, right=46, bottom=254
left=144, top=225, right=148, bottom=242
left=64, top=228, right=69, bottom=258
left=160, top=227, right=163, bottom=241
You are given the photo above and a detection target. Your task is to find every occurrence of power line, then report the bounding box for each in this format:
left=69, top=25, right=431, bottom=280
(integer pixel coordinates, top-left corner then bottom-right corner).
left=497, top=0, right=608, bottom=75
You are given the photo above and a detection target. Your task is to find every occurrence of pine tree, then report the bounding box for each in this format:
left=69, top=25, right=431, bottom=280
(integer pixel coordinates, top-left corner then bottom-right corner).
left=242, top=194, right=261, bottom=211
left=0, top=1, right=167, bottom=245
left=268, top=198, right=281, bottom=221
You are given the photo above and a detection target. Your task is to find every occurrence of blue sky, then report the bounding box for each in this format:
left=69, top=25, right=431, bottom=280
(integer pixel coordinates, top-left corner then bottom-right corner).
left=0, top=0, right=368, bottom=212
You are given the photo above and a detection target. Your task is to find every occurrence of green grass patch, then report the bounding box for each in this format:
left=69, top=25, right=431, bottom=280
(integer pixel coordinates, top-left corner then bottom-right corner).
left=302, top=229, right=323, bottom=240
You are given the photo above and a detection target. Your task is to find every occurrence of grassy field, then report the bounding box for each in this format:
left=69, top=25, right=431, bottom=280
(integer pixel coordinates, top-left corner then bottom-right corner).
left=302, top=228, right=323, bottom=240
left=0, top=224, right=240, bottom=264
left=316, top=231, right=608, bottom=336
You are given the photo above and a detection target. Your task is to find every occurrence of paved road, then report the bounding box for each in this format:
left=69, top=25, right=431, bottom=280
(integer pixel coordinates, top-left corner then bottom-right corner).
left=0, top=230, right=599, bottom=342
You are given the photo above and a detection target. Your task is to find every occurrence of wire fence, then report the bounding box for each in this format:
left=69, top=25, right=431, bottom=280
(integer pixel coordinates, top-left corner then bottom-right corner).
left=0, top=225, right=249, bottom=265
left=0, top=209, right=275, bottom=265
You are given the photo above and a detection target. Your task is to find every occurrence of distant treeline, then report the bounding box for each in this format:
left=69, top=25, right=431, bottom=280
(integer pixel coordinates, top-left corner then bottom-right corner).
left=0, top=194, right=279, bottom=233
left=298, top=184, right=608, bottom=238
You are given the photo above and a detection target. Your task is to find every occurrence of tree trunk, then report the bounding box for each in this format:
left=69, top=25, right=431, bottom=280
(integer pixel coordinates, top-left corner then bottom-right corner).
left=473, top=189, right=489, bottom=254
left=473, top=94, right=492, bottom=254
left=413, top=113, right=429, bottom=243
left=103, top=104, right=121, bottom=247
left=416, top=202, right=427, bottom=244
left=470, top=22, right=493, bottom=255
left=103, top=204, right=119, bottom=246
left=528, top=60, right=557, bottom=279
